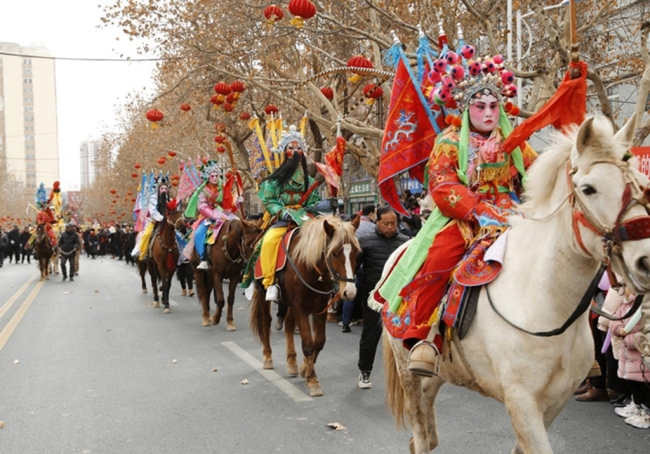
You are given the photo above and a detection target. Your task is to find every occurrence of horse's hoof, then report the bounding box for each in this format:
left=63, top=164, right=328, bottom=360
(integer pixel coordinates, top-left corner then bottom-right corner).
left=142, top=289, right=147, bottom=294
left=299, top=363, right=306, bottom=378
left=163, top=308, right=170, bottom=314
left=226, top=323, right=236, bottom=332
left=212, top=317, right=220, bottom=326
left=308, top=384, right=323, bottom=397
left=287, top=363, right=299, bottom=376
left=201, top=318, right=211, bottom=327
left=263, top=359, right=274, bottom=370
left=152, top=301, right=160, bottom=308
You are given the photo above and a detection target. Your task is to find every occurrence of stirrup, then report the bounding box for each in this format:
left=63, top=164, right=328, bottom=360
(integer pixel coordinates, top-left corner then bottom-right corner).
left=407, top=340, right=441, bottom=377
left=265, top=284, right=280, bottom=302
left=197, top=260, right=211, bottom=270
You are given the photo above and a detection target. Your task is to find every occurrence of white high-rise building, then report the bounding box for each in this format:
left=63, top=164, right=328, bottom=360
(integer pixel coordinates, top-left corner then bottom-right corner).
left=80, top=139, right=99, bottom=188
left=0, top=42, right=59, bottom=189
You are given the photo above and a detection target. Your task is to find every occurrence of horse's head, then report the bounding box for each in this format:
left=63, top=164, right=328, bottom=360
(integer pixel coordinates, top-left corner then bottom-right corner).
left=322, top=216, right=360, bottom=301
left=241, top=218, right=264, bottom=257
left=566, top=114, right=650, bottom=293
left=35, top=223, right=46, bottom=242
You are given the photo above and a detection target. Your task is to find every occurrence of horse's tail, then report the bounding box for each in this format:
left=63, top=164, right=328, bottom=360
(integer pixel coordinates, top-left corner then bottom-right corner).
left=383, top=333, right=408, bottom=429
left=248, top=284, right=265, bottom=343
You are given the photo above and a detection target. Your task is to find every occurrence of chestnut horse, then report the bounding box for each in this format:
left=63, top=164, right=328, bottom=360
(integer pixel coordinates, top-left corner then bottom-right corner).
left=192, top=218, right=263, bottom=330
left=380, top=115, right=650, bottom=454
left=250, top=215, right=360, bottom=396
left=144, top=208, right=183, bottom=313
left=34, top=223, right=53, bottom=281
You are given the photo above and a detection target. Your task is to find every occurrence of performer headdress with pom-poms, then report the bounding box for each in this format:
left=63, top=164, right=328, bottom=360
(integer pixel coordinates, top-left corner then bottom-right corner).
left=276, top=125, right=307, bottom=154
left=199, top=160, right=222, bottom=180
left=426, top=24, right=520, bottom=125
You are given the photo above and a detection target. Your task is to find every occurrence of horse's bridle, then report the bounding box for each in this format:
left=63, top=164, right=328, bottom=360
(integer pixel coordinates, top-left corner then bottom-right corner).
left=157, top=214, right=178, bottom=254
left=487, top=159, right=650, bottom=337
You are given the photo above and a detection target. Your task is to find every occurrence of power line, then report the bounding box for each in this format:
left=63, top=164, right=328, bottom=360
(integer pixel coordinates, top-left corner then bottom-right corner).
left=0, top=50, right=182, bottom=62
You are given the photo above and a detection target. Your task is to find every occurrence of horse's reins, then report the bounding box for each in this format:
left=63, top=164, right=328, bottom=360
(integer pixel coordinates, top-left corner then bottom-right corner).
left=157, top=214, right=178, bottom=254
left=488, top=159, right=650, bottom=337
left=281, top=230, right=337, bottom=296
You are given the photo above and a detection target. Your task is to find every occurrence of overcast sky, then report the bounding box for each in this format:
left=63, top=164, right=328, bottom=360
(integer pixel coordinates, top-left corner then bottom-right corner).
left=0, top=0, right=156, bottom=190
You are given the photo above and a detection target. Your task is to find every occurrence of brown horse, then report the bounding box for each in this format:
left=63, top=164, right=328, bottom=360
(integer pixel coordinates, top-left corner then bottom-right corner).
left=192, top=218, right=263, bottom=330
left=34, top=223, right=53, bottom=281
left=249, top=215, right=360, bottom=396
left=144, top=209, right=183, bottom=313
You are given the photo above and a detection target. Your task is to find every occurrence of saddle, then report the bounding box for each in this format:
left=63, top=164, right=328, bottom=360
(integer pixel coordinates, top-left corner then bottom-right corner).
left=253, top=228, right=300, bottom=281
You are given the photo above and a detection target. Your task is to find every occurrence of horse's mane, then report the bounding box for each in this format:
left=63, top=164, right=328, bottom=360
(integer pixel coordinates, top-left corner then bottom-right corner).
left=293, top=215, right=360, bottom=268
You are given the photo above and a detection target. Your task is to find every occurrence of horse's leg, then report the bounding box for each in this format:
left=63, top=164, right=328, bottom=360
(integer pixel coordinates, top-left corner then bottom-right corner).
left=212, top=275, right=225, bottom=326
left=161, top=269, right=171, bottom=314
left=504, top=389, right=554, bottom=454
left=385, top=335, right=441, bottom=454
left=303, top=311, right=327, bottom=397
left=257, top=293, right=274, bottom=370
left=284, top=308, right=299, bottom=376
left=140, top=262, right=148, bottom=293
left=225, top=275, right=238, bottom=331
left=195, top=270, right=211, bottom=326
left=149, top=262, right=159, bottom=308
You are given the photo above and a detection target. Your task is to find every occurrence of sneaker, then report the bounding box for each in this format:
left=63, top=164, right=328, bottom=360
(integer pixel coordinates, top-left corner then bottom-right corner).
left=615, top=400, right=640, bottom=418
left=197, top=260, right=210, bottom=270
left=62, top=276, right=67, bottom=281
left=274, top=316, right=284, bottom=331
left=358, top=372, right=372, bottom=389
left=342, top=323, right=351, bottom=333
left=265, top=284, right=280, bottom=302
left=188, top=290, right=195, bottom=297
left=181, top=289, right=187, bottom=296
left=625, top=407, right=650, bottom=429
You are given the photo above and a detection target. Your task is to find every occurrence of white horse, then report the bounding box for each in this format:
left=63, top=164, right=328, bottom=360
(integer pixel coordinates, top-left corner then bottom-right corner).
left=380, top=114, right=650, bottom=454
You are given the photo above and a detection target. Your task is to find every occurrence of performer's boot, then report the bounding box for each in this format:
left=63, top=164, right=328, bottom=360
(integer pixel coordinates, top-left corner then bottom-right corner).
left=265, top=284, right=280, bottom=302
left=407, top=340, right=442, bottom=377
left=197, top=254, right=210, bottom=270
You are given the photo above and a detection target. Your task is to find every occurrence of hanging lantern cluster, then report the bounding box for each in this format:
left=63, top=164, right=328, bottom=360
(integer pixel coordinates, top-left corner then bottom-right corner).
left=288, top=0, right=316, bottom=28
left=347, top=55, right=373, bottom=83
left=263, top=4, right=284, bottom=24
left=212, top=81, right=245, bottom=113
left=363, top=83, right=384, bottom=105
left=145, top=109, right=164, bottom=129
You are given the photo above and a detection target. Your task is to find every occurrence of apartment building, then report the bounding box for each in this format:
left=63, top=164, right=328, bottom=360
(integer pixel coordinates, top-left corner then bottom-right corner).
left=80, top=139, right=99, bottom=188
left=0, top=42, right=59, bottom=189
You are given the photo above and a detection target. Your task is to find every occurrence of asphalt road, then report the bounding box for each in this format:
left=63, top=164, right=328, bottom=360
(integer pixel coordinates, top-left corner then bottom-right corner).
left=0, top=255, right=648, bottom=453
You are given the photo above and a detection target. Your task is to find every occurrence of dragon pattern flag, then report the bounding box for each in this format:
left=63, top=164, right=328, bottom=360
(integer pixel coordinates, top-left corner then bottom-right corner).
left=378, top=56, right=441, bottom=216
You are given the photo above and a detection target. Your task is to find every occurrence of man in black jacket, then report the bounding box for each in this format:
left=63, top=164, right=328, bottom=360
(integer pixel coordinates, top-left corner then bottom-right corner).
left=356, top=205, right=409, bottom=389
left=7, top=225, right=21, bottom=264
left=20, top=226, right=32, bottom=264
left=59, top=223, right=81, bottom=281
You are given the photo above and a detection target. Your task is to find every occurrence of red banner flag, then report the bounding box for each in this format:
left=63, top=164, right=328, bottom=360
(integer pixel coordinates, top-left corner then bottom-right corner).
left=378, top=57, right=439, bottom=216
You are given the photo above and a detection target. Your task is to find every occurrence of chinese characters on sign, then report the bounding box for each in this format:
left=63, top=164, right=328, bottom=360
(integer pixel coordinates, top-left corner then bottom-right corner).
left=349, top=182, right=372, bottom=195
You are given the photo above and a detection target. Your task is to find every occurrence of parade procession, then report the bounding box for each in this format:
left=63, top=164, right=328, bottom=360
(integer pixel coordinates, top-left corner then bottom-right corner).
left=2, top=1, right=650, bottom=453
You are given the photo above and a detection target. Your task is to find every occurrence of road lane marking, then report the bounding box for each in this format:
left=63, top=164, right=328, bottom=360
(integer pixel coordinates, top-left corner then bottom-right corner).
left=0, top=279, right=45, bottom=352
left=130, top=271, right=179, bottom=305
left=222, top=341, right=313, bottom=403
left=0, top=274, right=38, bottom=320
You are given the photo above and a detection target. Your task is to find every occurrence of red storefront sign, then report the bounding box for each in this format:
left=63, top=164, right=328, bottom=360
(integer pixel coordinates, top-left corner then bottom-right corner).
left=631, top=147, right=650, bottom=178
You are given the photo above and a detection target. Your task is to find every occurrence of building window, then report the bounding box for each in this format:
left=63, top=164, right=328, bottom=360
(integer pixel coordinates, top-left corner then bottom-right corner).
left=25, top=116, right=33, bottom=122
left=25, top=135, right=34, bottom=141
left=23, top=78, right=32, bottom=84
left=24, top=106, right=33, bottom=112
left=22, top=68, right=31, bottom=74
left=25, top=125, right=33, bottom=131
left=23, top=87, right=32, bottom=93
left=24, top=97, right=33, bottom=103
left=26, top=153, right=35, bottom=159
left=23, top=58, right=31, bottom=64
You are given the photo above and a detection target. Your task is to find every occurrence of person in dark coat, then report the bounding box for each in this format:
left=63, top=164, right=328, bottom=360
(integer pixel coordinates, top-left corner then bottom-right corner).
left=356, top=205, right=409, bottom=389
left=20, top=226, right=32, bottom=264
left=0, top=229, right=7, bottom=267
left=59, top=223, right=81, bottom=281
left=7, top=225, right=21, bottom=263
left=87, top=229, right=99, bottom=259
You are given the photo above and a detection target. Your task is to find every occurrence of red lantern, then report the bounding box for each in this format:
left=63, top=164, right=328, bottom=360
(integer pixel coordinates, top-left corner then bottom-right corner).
left=225, top=93, right=236, bottom=104
left=320, top=87, right=334, bottom=100
left=215, top=122, right=227, bottom=132
left=239, top=112, right=251, bottom=121
left=170, top=175, right=180, bottom=182
left=263, top=5, right=284, bottom=24
left=288, top=0, right=316, bottom=28
left=167, top=150, right=177, bottom=158
left=180, top=104, right=191, bottom=112
left=110, top=189, right=117, bottom=195
left=145, top=109, right=164, bottom=129
left=230, top=81, right=245, bottom=93
left=214, top=135, right=226, bottom=144
left=171, top=180, right=179, bottom=187
left=158, top=157, right=166, bottom=165
left=214, top=82, right=231, bottom=96
left=347, top=55, right=374, bottom=83
left=202, top=157, right=209, bottom=165
left=131, top=198, right=136, bottom=203
left=223, top=103, right=234, bottom=112
left=264, top=104, right=279, bottom=115
left=216, top=145, right=226, bottom=154
left=363, top=83, right=384, bottom=99
left=134, top=163, right=142, bottom=169
left=210, top=94, right=224, bottom=106
left=131, top=173, right=138, bottom=178
left=179, top=163, right=185, bottom=171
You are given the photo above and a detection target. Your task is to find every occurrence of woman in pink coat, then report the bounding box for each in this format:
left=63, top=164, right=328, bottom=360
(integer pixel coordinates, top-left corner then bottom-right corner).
left=610, top=292, right=650, bottom=429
